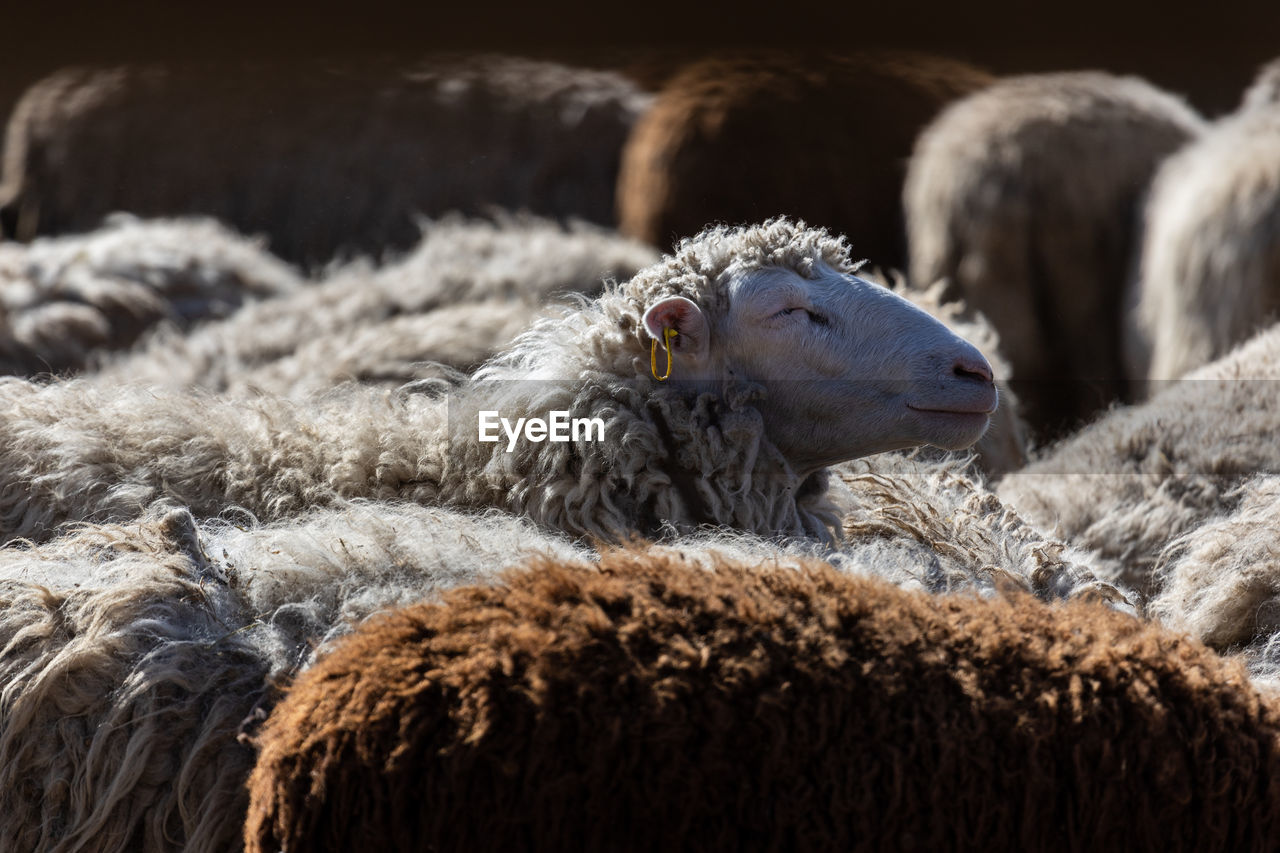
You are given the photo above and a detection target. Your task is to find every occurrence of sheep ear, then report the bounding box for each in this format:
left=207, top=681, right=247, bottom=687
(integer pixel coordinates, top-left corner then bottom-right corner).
left=641, top=296, right=709, bottom=358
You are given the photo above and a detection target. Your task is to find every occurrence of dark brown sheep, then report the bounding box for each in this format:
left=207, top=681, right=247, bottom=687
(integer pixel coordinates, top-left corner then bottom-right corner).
left=0, top=56, right=649, bottom=268
left=614, top=51, right=992, bottom=269
left=245, top=549, right=1280, bottom=853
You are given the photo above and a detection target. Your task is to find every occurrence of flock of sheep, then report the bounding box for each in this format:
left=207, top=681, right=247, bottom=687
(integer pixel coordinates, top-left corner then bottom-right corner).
left=1, top=49, right=1279, bottom=851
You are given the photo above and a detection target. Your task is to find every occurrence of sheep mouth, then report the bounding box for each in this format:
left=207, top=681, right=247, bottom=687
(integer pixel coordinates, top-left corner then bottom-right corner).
left=907, top=404, right=997, bottom=417
left=907, top=384, right=999, bottom=418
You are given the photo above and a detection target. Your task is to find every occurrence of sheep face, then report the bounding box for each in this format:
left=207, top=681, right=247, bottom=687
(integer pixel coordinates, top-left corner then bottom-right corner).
left=645, top=262, right=997, bottom=474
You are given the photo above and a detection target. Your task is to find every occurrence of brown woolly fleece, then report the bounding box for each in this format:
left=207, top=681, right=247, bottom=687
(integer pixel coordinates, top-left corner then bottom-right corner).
left=245, top=550, right=1280, bottom=853
left=616, top=51, right=991, bottom=268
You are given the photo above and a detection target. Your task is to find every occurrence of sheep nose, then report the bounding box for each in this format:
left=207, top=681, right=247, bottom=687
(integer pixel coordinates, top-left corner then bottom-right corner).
left=952, top=350, right=994, bottom=384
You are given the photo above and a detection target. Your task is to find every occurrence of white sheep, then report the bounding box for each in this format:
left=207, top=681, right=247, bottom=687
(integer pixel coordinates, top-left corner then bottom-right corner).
left=0, top=501, right=585, bottom=853
left=904, top=71, right=1205, bottom=440
left=90, top=217, right=1025, bottom=478
left=0, top=219, right=999, bottom=544
left=0, top=57, right=651, bottom=266
left=998, top=322, right=1280, bottom=598
left=0, top=215, right=299, bottom=377
left=92, top=215, right=660, bottom=393
left=1126, top=67, right=1280, bottom=385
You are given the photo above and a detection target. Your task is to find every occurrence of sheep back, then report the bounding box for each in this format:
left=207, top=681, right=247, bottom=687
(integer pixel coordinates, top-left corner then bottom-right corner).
left=0, top=215, right=300, bottom=378
left=245, top=550, right=1280, bottom=853
left=92, top=216, right=658, bottom=395
left=0, top=499, right=584, bottom=851
left=0, top=509, right=265, bottom=853
left=1149, top=475, right=1280, bottom=677
left=0, top=58, right=650, bottom=267
left=616, top=51, right=991, bottom=268
left=998, top=324, right=1280, bottom=597
left=1130, top=104, right=1280, bottom=384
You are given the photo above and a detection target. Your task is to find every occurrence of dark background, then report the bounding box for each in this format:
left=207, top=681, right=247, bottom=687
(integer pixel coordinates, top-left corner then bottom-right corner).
left=5, top=0, right=1278, bottom=114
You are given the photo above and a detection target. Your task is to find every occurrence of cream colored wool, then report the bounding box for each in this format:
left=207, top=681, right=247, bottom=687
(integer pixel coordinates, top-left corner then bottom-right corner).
left=0, top=501, right=584, bottom=853
left=570, top=451, right=1129, bottom=609
left=1128, top=98, right=1280, bottom=384
left=828, top=453, right=1129, bottom=607
left=660, top=452, right=1130, bottom=606
left=93, top=216, right=659, bottom=394
left=1149, top=477, right=1280, bottom=677
left=999, top=323, right=1280, bottom=598
left=226, top=300, right=543, bottom=397
left=0, top=511, right=263, bottom=853
left=0, top=215, right=300, bottom=377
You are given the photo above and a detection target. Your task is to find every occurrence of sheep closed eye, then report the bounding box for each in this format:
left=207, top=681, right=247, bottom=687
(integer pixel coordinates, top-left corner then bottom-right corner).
left=775, top=307, right=829, bottom=326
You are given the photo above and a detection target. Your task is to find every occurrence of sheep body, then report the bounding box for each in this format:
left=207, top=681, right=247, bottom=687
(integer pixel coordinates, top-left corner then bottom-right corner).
left=1149, top=475, right=1280, bottom=682
left=0, top=501, right=584, bottom=852
left=0, top=511, right=261, bottom=853
left=998, top=323, right=1280, bottom=597
left=245, top=549, right=1280, bottom=853
left=905, top=71, right=1204, bottom=439
left=0, top=219, right=992, bottom=545
left=0, top=57, right=650, bottom=266
left=1128, top=100, right=1280, bottom=383
left=93, top=216, right=659, bottom=394
left=0, top=376, right=460, bottom=542
left=617, top=50, right=991, bottom=268
left=0, top=215, right=299, bottom=377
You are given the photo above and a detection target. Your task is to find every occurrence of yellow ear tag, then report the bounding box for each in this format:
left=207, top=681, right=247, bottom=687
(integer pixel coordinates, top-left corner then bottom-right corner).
left=650, top=327, right=678, bottom=381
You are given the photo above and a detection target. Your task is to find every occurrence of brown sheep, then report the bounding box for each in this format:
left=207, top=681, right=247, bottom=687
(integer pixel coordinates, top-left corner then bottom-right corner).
left=905, top=71, right=1205, bottom=442
left=0, top=56, right=650, bottom=268
left=245, top=549, right=1280, bottom=853
left=615, top=51, right=992, bottom=269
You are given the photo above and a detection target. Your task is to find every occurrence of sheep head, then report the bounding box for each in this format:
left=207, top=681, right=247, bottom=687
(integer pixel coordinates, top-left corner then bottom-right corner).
left=642, top=256, right=997, bottom=476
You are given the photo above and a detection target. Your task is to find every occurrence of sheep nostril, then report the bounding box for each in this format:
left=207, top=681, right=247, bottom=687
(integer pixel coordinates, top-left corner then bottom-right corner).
left=953, top=356, right=994, bottom=384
